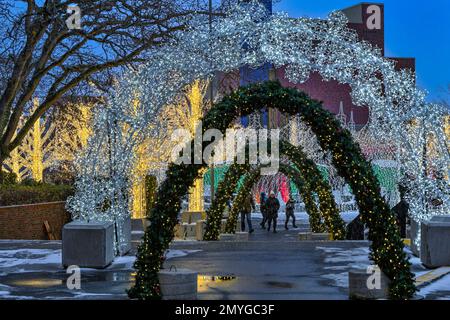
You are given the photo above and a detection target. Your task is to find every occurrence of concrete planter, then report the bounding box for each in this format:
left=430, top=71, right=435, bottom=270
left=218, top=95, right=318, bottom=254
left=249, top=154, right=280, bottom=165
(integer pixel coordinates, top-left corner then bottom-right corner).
left=62, top=221, right=114, bottom=268
left=195, top=220, right=207, bottom=241
left=174, top=223, right=196, bottom=239
left=420, top=216, right=450, bottom=268
left=158, top=268, right=197, bottom=300
left=219, top=232, right=249, bottom=241
left=298, top=232, right=312, bottom=241
left=348, top=267, right=390, bottom=300
left=181, top=211, right=206, bottom=224
left=311, top=233, right=332, bottom=241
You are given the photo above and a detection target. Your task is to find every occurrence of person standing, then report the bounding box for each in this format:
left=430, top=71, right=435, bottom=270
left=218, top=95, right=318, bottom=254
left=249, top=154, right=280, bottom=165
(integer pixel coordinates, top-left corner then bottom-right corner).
left=265, top=191, right=280, bottom=233
left=241, top=192, right=255, bottom=233
left=259, top=192, right=268, bottom=229
left=285, top=196, right=298, bottom=230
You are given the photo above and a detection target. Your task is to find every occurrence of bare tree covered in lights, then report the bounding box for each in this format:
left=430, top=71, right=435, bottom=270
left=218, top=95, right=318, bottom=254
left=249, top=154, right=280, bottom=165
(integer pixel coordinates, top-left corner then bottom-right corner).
left=0, top=0, right=214, bottom=182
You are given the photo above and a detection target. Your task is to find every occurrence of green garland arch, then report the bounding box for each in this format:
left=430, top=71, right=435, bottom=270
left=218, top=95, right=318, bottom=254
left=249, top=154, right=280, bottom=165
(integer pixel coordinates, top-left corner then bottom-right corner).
left=128, top=81, right=415, bottom=300
left=203, top=163, right=252, bottom=240
left=225, top=163, right=322, bottom=234
left=281, top=141, right=346, bottom=239
left=203, top=140, right=339, bottom=240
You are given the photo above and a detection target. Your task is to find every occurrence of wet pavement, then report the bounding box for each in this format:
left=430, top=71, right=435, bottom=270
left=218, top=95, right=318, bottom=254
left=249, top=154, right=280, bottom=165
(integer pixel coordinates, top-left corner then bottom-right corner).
left=0, top=218, right=448, bottom=300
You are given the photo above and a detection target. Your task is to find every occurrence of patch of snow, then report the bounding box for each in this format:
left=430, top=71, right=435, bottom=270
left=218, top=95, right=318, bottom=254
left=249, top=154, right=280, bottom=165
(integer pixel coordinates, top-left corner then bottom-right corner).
left=165, top=249, right=202, bottom=260
left=111, top=255, right=136, bottom=267
left=316, top=246, right=371, bottom=288
left=322, top=272, right=348, bottom=288
left=0, top=290, right=35, bottom=300
left=0, top=249, right=61, bottom=268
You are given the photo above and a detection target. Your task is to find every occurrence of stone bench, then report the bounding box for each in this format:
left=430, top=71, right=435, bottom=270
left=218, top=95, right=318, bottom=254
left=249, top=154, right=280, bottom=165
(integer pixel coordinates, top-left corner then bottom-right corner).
left=420, top=216, right=450, bottom=268
left=158, top=268, right=197, bottom=300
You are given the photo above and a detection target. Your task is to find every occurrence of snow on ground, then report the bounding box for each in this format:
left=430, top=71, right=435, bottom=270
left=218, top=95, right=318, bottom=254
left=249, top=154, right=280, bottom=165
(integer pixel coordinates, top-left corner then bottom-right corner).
left=316, top=246, right=371, bottom=288
left=0, top=246, right=202, bottom=300
left=165, top=249, right=202, bottom=260
left=316, top=245, right=432, bottom=291
left=0, top=247, right=201, bottom=275
left=0, top=249, right=61, bottom=269
left=316, top=246, right=449, bottom=299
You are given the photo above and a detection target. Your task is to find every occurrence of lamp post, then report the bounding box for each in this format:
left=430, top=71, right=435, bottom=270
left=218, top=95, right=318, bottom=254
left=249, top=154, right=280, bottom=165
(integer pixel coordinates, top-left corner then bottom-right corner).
left=209, top=0, right=215, bottom=204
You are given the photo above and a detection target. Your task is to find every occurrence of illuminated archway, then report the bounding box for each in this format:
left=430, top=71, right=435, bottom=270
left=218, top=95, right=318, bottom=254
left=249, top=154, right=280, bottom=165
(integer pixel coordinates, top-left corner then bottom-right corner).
left=128, top=81, right=415, bottom=300
left=203, top=140, right=345, bottom=240
left=225, top=163, right=325, bottom=234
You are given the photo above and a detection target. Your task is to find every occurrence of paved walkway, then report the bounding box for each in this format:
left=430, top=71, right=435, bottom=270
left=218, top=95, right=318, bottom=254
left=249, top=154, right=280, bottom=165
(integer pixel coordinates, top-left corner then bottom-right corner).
left=0, top=219, right=448, bottom=300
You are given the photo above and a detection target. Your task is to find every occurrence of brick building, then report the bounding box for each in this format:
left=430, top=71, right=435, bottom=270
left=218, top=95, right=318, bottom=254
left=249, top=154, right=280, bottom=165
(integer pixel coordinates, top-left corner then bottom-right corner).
left=220, top=1, right=416, bottom=130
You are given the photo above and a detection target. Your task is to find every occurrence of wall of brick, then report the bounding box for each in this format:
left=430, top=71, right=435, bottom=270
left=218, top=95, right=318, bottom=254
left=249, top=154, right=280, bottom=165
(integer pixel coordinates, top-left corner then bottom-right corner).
left=0, top=202, right=71, bottom=240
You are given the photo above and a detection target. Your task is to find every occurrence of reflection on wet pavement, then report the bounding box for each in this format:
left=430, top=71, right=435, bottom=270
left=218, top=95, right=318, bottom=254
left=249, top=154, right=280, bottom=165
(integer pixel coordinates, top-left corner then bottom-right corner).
left=198, top=274, right=237, bottom=293
left=8, top=278, right=63, bottom=288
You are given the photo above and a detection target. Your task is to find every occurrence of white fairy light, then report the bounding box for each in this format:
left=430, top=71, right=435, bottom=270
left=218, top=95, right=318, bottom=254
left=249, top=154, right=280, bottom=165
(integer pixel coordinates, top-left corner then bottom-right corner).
left=66, top=1, right=449, bottom=251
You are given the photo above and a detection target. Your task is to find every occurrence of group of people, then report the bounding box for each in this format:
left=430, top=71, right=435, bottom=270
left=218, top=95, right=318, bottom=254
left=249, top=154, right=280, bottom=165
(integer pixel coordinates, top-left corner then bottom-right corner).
left=239, top=191, right=298, bottom=234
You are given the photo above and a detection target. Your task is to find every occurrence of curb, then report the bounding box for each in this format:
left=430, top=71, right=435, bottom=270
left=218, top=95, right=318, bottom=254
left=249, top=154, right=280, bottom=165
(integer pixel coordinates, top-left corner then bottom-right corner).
left=415, top=267, right=450, bottom=288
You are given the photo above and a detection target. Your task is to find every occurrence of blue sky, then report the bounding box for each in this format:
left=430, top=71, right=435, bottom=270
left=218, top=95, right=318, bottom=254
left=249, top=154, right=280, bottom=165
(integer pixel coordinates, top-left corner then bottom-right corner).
left=272, top=0, right=450, bottom=103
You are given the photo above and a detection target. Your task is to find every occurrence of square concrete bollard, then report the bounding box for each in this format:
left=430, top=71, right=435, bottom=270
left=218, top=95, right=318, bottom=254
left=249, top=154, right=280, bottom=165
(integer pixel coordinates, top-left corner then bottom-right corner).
left=196, top=220, right=207, bottom=241
left=420, top=216, right=450, bottom=268
left=184, top=223, right=197, bottom=238
left=62, top=221, right=114, bottom=268
left=311, top=233, right=331, bottom=241
left=181, top=211, right=206, bottom=224
left=158, top=268, right=198, bottom=300
left=298, top=232, right=312, bottom=241
left=348, top=266, right=390, bottom=300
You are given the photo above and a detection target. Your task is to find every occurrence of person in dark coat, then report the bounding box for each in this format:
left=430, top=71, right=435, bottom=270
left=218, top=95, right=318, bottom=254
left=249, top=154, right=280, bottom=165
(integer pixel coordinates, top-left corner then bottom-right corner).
left=241, top=192, right=255, bottom=233
left=260, top=192, right=268, bottom=229
left=392, top=185, right=409, bottom=238
left=285, top=196, right=297, bottom=230
left=265, top=191, right=280, bottom=233
left=346, top=214, right=365, bottom=240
